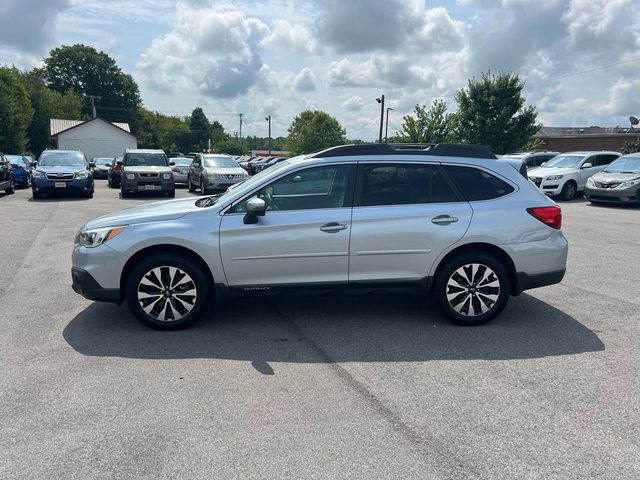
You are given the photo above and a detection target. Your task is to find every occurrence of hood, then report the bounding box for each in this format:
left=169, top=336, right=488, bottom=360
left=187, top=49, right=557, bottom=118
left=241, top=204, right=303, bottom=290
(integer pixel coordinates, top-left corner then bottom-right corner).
left=528, top=166, right=575, bottom=177
left=84, top=197, right=199, bottom=229
left=591, top=171, right=640, bottom=183
left=36, top=165, right=87, bottom=174
left=123, top=165, right=171, bottom=173
left=205, top=167, right=246, bottom=175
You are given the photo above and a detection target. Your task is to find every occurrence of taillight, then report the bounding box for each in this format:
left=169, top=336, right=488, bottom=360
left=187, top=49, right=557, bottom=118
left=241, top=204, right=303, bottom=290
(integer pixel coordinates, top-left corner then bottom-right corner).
left=15, top=165, right=24, bottom=169
left=114, top=165, right=122, bottom=172
left=527, top=206, right=562, bottom=230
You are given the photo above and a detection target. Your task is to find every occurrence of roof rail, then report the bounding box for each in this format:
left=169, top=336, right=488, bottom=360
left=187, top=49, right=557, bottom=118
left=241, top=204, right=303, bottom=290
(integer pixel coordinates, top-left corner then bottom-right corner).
left=310, top=143, right=496, bottom=159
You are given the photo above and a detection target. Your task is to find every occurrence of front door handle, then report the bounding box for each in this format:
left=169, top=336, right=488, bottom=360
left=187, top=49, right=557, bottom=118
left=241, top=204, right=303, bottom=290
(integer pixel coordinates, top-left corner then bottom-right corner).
left=431, top=215, right=459, bottom=225
left=320, top=222, right=348, bottom=233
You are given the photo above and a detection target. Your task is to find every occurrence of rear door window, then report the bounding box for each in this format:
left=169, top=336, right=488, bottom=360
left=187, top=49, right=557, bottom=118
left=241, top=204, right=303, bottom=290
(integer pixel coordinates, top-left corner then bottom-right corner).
left=444, top=166, right=514, bottom=201
left=356, top=164, right=459, bottom=206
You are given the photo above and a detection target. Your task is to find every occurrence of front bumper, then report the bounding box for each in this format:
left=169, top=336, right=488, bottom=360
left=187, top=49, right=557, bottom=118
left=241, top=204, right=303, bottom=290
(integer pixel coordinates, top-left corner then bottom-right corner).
left=528, top=177, right=563, bottom=196
left=71, top=267, right=121, bottom=303
left=585, top=185, right=640, bottom=204
left=173, top=173, right=188, bottom=184
left=32, top=176, right=92, bottom=193
left=93, top=169, right=109, bottom=179
left=121, top=177, right=175, bottom=192
left=206, top=176, right=246, bottom=190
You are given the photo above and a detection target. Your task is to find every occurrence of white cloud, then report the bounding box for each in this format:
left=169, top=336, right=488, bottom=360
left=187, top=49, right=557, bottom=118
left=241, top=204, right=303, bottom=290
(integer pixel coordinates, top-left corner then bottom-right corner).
left=261, top=20, right=319, bottom=54
left=293, top=67, right=316, bottom=92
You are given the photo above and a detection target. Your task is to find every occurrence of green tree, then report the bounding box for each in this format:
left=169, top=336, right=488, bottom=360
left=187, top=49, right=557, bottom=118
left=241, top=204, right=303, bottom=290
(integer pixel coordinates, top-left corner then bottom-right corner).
left=0, top=67, right=34, bottom=153
left=285, top=110, right=346, bottom=155
left=40, top=44, right=141, bottom=125
left=189, top=107, right=211, bottom=152
left=621, top=139, right=640, bottom=155
left=398, top=100, right=454, bottom=144
left=454, top=72, right=539, bottom=154
left=21, top=71, right=83, bottom=156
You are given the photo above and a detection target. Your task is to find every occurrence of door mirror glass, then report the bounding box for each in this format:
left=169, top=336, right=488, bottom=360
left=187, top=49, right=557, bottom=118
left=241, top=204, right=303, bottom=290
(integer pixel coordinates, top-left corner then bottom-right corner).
left=168, top=161, right=175, bottom=166
left=89, top=161, right=96, bottom=168
left=31, top=161, right=37, bottom=167
left=582, top=163, right=593, bottom=169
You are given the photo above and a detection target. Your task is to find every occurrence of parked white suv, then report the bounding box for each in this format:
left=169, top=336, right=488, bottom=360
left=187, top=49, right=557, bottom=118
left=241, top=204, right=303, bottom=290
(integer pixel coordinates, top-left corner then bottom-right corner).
left=72, top=143, right=568, bottom=330
left=527, top=151, right=621, bottom=200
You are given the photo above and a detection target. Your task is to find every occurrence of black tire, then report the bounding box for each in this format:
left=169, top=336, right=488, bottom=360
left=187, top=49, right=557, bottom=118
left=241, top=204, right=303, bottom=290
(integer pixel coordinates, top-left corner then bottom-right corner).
left=187, top=175, right=196, bottom=193
left=125, top=253, right=209, bottom=330
left=85, top=191, right=94, bottom=199
left=167, top=190, right=175, bottom=198
left=32, top=190, right=42, bottom=199
left=559, top=181, right=577, bottom=201
left=121, top=190, right=130, bottom=198
left=200, top=178, right=208, bottom=195
left=434, top=252, right=511, bottom=326
left=108, top=178, right=113, bottom=188
left=5, top=179, right=15, bottom=194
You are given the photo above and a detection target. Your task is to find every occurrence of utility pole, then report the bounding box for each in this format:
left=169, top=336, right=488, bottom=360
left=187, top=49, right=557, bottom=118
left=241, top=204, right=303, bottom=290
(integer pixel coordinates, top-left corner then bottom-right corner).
left=238, top=113, right=244, bottom=152
left=376, top=95, right=385, bottom=143
left=385, top=107, right=394, bottom=143
left=87, top=95, right=101, bottom=118
left=265, top=115, right=271, bottom=154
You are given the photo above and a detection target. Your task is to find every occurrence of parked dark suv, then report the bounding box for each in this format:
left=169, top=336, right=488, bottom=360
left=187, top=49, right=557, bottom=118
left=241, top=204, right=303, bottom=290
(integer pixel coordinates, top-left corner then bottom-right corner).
left=31, top=150, right=94, bottom=199
left=0, top=153, right=16, bottom=195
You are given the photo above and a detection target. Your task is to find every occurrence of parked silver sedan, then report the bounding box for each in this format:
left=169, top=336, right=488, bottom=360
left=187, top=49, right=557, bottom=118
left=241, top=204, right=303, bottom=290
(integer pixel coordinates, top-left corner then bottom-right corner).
left=170, top=157, right=192, bottom=185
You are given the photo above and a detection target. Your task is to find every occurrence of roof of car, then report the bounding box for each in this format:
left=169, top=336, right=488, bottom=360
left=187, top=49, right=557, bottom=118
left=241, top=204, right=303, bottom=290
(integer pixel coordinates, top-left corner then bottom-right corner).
left=125, top=149, right=165, bottom=153
left=560, top=151, right=621, bottom=155
left=311, top=143, right=497, bottom=159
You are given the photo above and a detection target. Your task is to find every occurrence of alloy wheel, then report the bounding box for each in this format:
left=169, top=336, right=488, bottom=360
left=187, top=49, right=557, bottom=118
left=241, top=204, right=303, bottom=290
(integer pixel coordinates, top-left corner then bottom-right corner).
left=137, top=266, right=197, bottom=322
left=445, top=263, right=500, bottom=317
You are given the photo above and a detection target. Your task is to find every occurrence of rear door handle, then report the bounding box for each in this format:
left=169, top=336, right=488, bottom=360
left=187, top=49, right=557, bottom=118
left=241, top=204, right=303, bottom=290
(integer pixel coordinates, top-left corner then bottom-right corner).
left=431, top=215, right=459, bottom=225
left=320, top=222, right=348, bottom=233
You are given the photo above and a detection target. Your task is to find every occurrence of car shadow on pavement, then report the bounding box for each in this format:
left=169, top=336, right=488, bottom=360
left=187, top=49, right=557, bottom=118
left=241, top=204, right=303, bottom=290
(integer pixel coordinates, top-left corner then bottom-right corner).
left=63, top=293, right=604, bottom=364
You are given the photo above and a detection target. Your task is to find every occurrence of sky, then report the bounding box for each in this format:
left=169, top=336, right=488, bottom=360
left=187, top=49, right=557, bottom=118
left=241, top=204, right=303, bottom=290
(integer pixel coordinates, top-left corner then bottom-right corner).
left=0, top=0, right=639, bottom=140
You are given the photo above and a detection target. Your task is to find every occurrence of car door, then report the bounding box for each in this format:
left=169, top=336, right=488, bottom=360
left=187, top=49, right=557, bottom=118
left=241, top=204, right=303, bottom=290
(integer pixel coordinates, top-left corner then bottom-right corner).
left=579, top=156, right=603, bottom=188
left=219, top=163, right=355, bottom=289
left=190, top=155, right=203, bottom=184
left=349, top=162, right=472, bottom=284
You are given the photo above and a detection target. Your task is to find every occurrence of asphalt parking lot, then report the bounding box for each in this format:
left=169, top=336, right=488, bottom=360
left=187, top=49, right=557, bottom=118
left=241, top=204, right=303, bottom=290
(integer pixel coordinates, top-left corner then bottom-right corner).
left=1, top=182, right=638, bottom=479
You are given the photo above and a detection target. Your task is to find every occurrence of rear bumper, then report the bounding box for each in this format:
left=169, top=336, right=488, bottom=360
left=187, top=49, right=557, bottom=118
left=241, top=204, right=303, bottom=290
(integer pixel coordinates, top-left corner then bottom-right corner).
left=515, top=269, right=566, bottom=295
left=71, top=267, right=121, bottom=303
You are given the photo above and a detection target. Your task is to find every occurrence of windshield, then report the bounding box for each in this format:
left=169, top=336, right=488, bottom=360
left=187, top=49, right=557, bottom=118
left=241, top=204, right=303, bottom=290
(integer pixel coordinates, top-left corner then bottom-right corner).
left=603, top=156, right=640, bottom=174
left=196, top=159, right=293, bottom=208
left=542, top=155, right=585, bottom=169
left=94, top=158, right=112, bottom=165
left=124, top=153, right=167, bottom=166
left=6, top=155, right=24, bottom=165
left=172, top=158, right=192, bottom=166
left=203, top=156, right=238, bottom=168
left=38, top=152, right=85, bottom=166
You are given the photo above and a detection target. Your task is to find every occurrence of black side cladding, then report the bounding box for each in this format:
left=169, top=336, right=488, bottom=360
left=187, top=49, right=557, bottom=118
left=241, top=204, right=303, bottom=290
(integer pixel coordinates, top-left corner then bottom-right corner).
left=310, top=143, right=497, bottom=159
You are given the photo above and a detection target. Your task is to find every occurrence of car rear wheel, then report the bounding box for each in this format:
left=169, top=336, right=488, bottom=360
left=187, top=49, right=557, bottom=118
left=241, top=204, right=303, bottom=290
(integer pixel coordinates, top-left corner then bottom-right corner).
left=188, top=175, right=196, bottom=193
left=434, top=252, right=510, bottom=326
left=125, top=254, right=209, bottom=330
left=559, top=181, right=577, bottom=201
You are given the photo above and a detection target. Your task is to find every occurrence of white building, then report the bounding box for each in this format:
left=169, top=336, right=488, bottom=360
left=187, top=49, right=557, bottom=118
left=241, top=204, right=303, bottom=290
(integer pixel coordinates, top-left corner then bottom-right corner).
left=50, top=118, right=137, bottom=160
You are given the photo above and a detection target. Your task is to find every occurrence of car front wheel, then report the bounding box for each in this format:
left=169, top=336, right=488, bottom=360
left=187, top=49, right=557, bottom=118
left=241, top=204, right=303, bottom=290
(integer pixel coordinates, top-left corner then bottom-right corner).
left=125, top=254, right=209, bottom=330
left=434, top=252, right=510, bottom=326
left=5, top=179, right=15, bottom=194
left=559, top=181, right=577, bottom=201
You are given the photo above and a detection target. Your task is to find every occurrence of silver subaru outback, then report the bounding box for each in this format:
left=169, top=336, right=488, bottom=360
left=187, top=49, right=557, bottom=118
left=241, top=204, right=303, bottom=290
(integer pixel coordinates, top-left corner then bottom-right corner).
left=71, top=143, right=568, bottom=330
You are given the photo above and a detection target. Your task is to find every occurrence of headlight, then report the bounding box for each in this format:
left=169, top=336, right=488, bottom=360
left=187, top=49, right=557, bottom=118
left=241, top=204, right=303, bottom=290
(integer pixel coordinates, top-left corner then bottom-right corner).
left=126, top=173, right=135, bottom=180
left=546, top=175, right=563, bottom=180
left=75, top=170, right=89, bottom=179
left=586, top=177, right=595, bottom=186
left=163, top=173, right=172, bottom=179
left=32, top=170, right=45, bottom=178
left=76, top=226, right=126, bottom=248
left=615, top=178, right=640, bottom=189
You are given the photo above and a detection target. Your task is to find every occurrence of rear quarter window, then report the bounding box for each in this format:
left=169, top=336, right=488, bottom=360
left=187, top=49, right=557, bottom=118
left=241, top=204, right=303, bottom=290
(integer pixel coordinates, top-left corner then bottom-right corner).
left=444, top=165, right=514, bottom=201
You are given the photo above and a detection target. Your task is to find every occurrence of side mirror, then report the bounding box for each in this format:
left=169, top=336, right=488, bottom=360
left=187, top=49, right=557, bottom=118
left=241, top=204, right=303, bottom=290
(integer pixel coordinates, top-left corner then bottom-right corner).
left=243, top=197, right=266, bottom=224
left=582, top=163, right=593, bottom=169
left=30, top=161, right=37, bottom=167
left=292, top=175, right=302, bottom=183
left=117, top=161, right=124, bottom=167
left=89, top=161, right=96, bottom=168
left=540, top=162, right=546, bottom=167
left=169, top=161, right=175, bottom=166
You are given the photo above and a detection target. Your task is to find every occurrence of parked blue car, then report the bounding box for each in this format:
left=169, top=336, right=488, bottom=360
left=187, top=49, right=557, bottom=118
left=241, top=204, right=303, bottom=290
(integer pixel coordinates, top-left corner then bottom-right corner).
left=6, top=155, right=32, bottom=188
left=31, top=150, right=95, bottom=199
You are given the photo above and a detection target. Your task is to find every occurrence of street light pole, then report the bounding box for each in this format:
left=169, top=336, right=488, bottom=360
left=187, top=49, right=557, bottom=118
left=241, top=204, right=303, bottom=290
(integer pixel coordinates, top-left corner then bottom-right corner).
left=385, top=107, right=394, bottom=143
left=376, top=95, right=385, bottom=143
left=239, top=113, right=244, bottom=152
left=265, top=115, right=271, bottom=154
